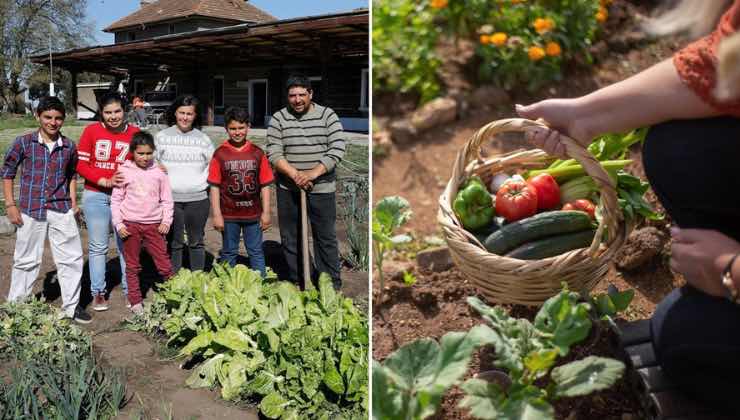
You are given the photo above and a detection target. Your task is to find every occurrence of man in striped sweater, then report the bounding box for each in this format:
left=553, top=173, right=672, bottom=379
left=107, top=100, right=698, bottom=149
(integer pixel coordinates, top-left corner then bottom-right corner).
left=266, top=75, right=345, bottom=290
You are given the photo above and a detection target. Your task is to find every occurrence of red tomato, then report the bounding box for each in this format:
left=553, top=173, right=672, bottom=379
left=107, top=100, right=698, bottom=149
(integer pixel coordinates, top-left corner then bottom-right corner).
left=496, top=180, right=538, bottom=222
left=527, top=173, right=560, bottom=210
left=562, top=199, right=596, bottom=219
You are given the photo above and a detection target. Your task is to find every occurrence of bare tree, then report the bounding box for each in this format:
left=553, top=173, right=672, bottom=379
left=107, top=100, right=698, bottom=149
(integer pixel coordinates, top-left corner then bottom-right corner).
left=0, top=0, right=93, bottom=113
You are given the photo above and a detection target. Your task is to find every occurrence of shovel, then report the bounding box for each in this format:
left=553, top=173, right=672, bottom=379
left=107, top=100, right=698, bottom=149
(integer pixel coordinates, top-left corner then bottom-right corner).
left=300, top=189, right=311, bottom=290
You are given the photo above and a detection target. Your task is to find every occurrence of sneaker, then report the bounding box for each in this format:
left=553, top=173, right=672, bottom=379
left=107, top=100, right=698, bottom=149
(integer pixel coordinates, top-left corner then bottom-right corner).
left=73, top=306, right=92, bottom=324
left=124, top=295, right=131, bottom=309
left=130, top=303, right=144, bottom=315
left=92, top=293, right=109, bottom=311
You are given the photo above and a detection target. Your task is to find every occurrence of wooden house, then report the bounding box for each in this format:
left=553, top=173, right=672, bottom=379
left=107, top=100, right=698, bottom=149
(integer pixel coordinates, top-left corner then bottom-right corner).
left=33, top=0, right=368, bottom=130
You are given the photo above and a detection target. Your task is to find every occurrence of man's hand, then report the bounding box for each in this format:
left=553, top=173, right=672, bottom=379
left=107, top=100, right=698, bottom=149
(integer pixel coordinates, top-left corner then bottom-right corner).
left=158, top=223, right=170, bottom=235
left=6, top=205, right=22, bottom=226
left=212, top=214, right=224, bottom=232
left=670, top=227, right=740, bottom=297
left=118, top=225, right=130, bottom=239
left=292, top=170, right=312, bottom=189
left=260, top=213, right=272, bottom=231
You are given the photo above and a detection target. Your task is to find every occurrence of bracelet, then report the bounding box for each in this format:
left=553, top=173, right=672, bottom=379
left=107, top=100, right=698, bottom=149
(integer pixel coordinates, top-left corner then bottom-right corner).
left=721, top=253, right=740, bottom=304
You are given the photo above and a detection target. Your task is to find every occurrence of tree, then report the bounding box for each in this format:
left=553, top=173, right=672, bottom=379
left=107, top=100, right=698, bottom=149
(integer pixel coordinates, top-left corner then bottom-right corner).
left=0, top=0, right=93, bottom=113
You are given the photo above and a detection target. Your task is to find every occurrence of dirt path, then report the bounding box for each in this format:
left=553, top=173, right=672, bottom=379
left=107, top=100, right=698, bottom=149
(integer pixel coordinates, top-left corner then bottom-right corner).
left=0, top=195, right=368, bottom=418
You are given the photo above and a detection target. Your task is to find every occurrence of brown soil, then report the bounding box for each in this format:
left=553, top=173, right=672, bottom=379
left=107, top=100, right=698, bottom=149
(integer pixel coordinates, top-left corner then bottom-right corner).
left=0, top=195, right=368, bottom=418
left=372, top=1, right=687, bottom=418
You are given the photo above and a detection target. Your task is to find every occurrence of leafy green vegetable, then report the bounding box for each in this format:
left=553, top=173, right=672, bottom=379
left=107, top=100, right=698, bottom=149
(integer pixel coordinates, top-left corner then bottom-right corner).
left=373, top=196, right=413, bottom=301
left=372, top=326, right=494, bottom=420
left=460, top=287, right=628, bottom=419
left=133, top=265, right=368, bottom=419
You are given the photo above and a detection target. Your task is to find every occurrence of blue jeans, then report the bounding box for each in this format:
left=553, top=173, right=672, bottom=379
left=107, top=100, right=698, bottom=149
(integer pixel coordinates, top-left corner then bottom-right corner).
left=82, top=190, right=126, bottom=296
left=219, top=220, right=265, bottom=277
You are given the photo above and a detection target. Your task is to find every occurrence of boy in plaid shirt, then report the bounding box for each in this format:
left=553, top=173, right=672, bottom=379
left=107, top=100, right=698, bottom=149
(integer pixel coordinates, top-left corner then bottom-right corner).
left=1, top=96, right=90, bottom=323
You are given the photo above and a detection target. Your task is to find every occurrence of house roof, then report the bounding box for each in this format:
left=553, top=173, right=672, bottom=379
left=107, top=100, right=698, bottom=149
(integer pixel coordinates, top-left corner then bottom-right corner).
left=33, top=10, right=368, bottom=74
left=104, top=0, right=276, bottom=32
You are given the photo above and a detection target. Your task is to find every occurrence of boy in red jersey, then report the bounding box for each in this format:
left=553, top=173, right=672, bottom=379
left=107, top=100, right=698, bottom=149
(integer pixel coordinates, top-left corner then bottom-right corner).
left=208, top=107, right=274, bottom=277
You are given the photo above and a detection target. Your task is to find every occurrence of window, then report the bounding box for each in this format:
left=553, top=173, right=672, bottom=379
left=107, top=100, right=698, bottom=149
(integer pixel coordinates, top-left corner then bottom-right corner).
left=360, top=69, right=369, bottom=111
left=213, top=76, right=224, bottom=109
left=169, top=23, right=176, bottom=34
left=128, top=32, right=136, bottom=41
left=309, top=76, right=322, bottom=104
left=167, top=83, right=178, bottom=95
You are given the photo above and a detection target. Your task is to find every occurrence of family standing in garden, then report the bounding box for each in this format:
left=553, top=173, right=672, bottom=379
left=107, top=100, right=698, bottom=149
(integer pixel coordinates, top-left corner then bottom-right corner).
left=2, top=74, right=345, bottom=323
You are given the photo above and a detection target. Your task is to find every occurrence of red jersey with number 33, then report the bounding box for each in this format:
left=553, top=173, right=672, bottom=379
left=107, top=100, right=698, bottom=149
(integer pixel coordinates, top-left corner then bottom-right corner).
left=208, top=140, right=274, bottom=221
left=77, top=122, right=139, bottom=193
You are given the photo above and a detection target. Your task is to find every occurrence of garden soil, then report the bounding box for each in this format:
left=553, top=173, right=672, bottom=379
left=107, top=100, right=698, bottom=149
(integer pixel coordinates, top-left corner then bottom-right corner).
left=0, top=195, right=368, bottom=419
left=372, top=1, right=688, bottom=418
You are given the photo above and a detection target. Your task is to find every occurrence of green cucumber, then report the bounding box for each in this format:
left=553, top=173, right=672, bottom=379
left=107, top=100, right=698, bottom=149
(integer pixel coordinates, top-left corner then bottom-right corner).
left=471, top=221, right=500, bottom=245
left=504, top=229, right=597, bottom=260
left=484, top=210, right=594, bottom=255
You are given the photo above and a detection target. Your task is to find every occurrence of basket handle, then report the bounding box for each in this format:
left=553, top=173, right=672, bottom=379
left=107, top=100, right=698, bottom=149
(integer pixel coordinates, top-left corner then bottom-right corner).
left=444, top=118, right=622, bottom=256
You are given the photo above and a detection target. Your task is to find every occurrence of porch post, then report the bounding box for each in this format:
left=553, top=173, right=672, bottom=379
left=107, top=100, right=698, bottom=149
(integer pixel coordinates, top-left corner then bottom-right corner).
left=70, top=71, right=78, bottom=120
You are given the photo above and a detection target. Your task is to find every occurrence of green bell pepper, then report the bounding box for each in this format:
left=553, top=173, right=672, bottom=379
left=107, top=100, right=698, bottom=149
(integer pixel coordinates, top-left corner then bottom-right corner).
left=453, top=176, right=495, bottom=231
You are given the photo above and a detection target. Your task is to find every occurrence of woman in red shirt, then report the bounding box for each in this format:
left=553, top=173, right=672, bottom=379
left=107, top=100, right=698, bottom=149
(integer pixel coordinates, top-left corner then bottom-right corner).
left=516, top=0, right=740, bottom=413
left=77, top=92, right=140, bottom=313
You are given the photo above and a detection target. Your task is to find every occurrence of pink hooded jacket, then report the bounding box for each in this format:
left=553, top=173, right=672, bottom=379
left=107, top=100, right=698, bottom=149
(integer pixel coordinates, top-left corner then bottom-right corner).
left=111, top=160, right=174, bottom=231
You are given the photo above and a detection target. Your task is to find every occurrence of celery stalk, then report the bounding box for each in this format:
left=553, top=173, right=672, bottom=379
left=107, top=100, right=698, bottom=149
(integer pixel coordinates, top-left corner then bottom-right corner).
left=528, top=159, right=632, bottom=183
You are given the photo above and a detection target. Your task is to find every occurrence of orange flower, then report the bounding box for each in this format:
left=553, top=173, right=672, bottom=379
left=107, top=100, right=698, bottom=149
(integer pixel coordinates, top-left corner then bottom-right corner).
left=491, top=32, right=508, bottom=46
left=430, top=0, right=448, bottom=9
left=480, top=34, right=491, bottom=44
left=528, top=46, right=546, bottom=61
left=600, top=0, right=613, bottom=5
left=596, top=6, right=608, bottom=22
left=511, top=0, right=525, bottom=3
left=545, top=41, right=561, bottom=56
left=533, top=17, right=555, bottom=34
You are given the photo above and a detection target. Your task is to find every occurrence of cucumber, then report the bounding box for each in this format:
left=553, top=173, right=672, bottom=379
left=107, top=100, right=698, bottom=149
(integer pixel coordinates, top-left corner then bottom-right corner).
left=471, top=220, right=500, bottom=245
left=505, top=229, right=597, bottom=260
left=484, top=210, right=594, bottom=255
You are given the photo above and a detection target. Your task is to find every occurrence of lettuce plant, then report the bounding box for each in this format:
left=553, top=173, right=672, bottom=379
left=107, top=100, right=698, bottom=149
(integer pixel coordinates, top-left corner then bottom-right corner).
left=460, top=288, right=626, bottom=419
left=373, top=196, right=413, bottom=301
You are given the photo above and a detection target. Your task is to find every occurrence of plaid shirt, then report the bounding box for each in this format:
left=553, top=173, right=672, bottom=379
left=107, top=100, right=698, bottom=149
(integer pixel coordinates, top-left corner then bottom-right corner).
left=1, top=131, right=78, bottom=221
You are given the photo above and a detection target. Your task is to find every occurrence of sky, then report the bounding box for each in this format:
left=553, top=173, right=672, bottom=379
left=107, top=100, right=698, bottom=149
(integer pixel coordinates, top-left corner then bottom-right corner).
left=85, top=0, right=368, bottom=45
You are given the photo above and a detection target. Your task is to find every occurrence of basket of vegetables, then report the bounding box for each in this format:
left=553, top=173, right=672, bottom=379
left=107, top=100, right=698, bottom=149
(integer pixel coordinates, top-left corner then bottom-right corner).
left=438, top=118, right=635, bottom=306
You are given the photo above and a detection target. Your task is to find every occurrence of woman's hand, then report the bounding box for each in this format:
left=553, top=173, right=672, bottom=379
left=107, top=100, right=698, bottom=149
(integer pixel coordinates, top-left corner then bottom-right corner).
left=212, top=214, right=224, bottom=232
left=516, top=99, right=592, bottom=158
left=97, top=177, right=113, bottom=188
left=670, top=227, right=740, bottom=297
left=260, top=213, right=272, bottom=231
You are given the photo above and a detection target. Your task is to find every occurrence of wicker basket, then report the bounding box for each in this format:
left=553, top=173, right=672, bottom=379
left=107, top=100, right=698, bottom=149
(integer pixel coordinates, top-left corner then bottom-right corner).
left=438, top=118, right=627, bottom=306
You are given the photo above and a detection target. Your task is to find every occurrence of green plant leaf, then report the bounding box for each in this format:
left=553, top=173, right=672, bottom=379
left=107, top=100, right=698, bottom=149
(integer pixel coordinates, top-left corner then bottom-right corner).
left=374, top=196, right=412, bottom=235
left=552, top=356, right=625, bottom=398
left=179, top=330, right=214, bottom=357
left=523, top=349, right=559, bottom=377
left=459, top=378, right=505, bottom=419
left=260, top=391, right=290, bottom=419
left=372, top=361, right=405, bottom=420
left=186, top=354, right=225, bottom=388
left=534, top=289, right=592, bottom=355
left=608, top=289, right=634, bottom=312
left=212, top=327, right=257, bottom=353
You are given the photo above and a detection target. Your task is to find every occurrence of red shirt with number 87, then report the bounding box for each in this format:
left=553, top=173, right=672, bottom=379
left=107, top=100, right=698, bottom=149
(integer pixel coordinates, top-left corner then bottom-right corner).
left=208, top=140, right=274, bottom=221
left=77, top=122, right=139, bottom=193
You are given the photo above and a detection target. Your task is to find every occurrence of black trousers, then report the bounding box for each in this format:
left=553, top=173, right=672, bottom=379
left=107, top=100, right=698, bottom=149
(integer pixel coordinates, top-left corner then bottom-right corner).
left=276, top=188, right=340, bottom=285
left=168, top=198, right=210, bottom=273
left=644, top=117, right=740, bottom=415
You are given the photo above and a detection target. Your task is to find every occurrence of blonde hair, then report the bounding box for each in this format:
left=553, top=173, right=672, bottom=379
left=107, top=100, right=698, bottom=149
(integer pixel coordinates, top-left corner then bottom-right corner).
left=644, top=0, right=732, bottom=39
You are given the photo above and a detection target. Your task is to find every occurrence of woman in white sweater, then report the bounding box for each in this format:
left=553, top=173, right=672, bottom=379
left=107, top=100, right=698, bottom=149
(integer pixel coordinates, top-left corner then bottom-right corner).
left=154, top=95, right=214, bottom=273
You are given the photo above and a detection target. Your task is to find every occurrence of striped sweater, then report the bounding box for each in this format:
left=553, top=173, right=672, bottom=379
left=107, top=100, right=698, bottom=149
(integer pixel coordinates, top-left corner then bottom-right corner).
left=266, top=103, right=345, bottom=193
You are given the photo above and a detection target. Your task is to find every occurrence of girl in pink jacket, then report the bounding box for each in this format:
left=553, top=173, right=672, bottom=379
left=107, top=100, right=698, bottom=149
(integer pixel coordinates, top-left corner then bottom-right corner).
left=111, top=131, right=174, bottom=314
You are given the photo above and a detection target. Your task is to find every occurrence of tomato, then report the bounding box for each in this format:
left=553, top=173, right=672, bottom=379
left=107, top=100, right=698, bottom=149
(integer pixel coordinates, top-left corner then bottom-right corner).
left=562, top=199, right=596, bottom=219
left=495, top=180, right=538, bottom=222
left=527, top=173, right=560, bottom=210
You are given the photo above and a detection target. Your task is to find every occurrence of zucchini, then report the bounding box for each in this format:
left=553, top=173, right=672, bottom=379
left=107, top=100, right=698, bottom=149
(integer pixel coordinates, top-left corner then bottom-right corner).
left=505, top=229, right=597, bottom=260
left=483, top=210, right=594, bottom=255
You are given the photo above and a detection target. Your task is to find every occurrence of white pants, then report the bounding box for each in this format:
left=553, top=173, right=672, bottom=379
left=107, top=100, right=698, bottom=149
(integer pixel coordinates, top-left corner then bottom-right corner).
left=8, top=210, right=83, bottom=317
